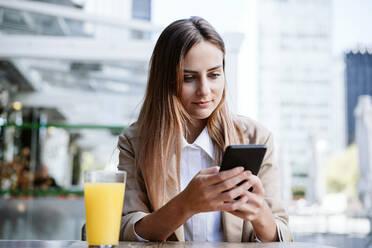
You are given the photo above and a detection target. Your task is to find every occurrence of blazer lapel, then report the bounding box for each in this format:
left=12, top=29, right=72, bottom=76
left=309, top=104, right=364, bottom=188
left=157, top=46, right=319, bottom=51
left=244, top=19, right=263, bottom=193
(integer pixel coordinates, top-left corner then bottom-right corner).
left=165, top=152, right=185, bottom=241
left=222, top=211, right=243, bottom=242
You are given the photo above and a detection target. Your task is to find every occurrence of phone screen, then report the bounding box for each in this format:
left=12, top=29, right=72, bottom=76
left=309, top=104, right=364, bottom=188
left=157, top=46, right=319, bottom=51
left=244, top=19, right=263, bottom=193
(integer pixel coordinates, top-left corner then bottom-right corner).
left=219, top=144, right=267, bottom=175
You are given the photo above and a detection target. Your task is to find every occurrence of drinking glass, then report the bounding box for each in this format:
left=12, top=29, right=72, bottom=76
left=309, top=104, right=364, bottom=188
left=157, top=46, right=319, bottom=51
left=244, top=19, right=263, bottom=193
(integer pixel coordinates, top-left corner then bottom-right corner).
left=84, top=170, right=126, bottom=247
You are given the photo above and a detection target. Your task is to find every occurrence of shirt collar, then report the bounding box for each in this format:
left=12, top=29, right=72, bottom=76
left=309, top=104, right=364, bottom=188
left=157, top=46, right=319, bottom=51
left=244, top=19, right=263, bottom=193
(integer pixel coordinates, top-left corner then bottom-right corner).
left=182, top=128, right=215, bottom=160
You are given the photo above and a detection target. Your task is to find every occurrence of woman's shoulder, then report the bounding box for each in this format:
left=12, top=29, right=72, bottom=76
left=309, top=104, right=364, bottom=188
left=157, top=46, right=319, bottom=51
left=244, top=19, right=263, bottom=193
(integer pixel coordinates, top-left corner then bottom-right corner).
left=118, top=122, right=141, bottom=149
left=234, top=115, right=270, bottom=133
left=121, top=121, right=139, bottom=139
left=234, top=115, right=272, bottom=144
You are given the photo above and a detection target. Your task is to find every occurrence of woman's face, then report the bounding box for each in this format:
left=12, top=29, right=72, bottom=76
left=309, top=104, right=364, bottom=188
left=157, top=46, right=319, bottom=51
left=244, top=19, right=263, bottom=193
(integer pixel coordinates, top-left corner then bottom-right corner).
left=180, top=41, right=225, bottom=123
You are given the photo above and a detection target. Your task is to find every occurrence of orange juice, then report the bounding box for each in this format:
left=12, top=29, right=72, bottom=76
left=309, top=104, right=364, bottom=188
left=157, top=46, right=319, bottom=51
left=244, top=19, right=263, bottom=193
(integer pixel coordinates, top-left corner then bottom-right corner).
left=84, top=182, right=125, bottom=245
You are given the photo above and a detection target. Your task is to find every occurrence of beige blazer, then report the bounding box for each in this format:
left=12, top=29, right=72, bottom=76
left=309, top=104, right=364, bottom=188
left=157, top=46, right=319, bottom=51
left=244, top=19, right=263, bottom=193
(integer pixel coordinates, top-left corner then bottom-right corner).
left=117, top=116, right=293, bottom=242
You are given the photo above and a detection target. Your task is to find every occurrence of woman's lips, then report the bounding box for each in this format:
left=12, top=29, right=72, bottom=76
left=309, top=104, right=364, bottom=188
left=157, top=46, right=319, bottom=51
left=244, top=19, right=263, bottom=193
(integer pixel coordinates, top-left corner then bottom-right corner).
left=193, top=100, right=211, bottom=108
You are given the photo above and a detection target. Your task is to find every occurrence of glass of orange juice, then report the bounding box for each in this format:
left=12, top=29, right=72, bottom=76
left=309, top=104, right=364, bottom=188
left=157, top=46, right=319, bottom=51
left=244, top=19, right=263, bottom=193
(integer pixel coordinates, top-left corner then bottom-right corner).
left=84, top=170, right=126, bottom=247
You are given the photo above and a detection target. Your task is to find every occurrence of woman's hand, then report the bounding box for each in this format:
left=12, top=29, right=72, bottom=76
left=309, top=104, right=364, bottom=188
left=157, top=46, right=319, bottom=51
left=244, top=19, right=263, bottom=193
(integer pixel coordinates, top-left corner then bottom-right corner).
left=179, top=166, right=253, bottom=216
left=228, top=170, right=278, bottom=242
left=228, top=170, right=266, bottom=221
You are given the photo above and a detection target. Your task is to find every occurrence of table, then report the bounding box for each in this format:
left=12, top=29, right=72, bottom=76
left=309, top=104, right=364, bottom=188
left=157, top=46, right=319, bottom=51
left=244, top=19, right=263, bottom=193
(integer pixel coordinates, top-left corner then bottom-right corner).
left=0, top=240, right=337, bottom=248
left=0, top=197, right=85, bottom=240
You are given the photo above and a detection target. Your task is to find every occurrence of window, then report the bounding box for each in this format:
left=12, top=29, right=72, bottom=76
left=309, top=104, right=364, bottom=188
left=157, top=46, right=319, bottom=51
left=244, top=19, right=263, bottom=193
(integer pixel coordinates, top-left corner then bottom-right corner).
left=132, top=0, right=151, bottom=21
left=131, top=0, right=151, bottom=40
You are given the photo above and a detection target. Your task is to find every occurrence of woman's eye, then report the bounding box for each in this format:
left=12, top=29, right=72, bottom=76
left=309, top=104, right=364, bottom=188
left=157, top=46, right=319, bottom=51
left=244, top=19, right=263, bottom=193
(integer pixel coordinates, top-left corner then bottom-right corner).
left=209, top=73, right=220, bottom=79
left=184, top=76, right=194, bottom=82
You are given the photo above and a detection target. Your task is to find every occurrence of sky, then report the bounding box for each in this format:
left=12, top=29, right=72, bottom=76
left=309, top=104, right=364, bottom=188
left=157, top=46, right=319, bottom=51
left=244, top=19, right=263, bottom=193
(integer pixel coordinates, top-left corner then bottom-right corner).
left=332, top=0, right=372, bottom=54
left=152, top=0, right=372, bottom=55
left=152, top=0, right=249, bottom=34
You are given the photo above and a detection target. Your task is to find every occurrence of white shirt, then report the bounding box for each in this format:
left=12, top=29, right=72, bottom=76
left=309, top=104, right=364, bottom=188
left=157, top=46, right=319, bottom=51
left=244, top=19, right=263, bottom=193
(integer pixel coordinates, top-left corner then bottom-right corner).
left=180, top=128, right=224, bottom=241
left=133, top=128, right=283, bottom=242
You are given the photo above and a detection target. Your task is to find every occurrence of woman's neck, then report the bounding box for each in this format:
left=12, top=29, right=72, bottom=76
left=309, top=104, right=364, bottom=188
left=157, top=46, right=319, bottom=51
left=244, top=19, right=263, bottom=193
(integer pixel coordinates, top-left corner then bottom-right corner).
left=185, top=119, right=207, bottom=144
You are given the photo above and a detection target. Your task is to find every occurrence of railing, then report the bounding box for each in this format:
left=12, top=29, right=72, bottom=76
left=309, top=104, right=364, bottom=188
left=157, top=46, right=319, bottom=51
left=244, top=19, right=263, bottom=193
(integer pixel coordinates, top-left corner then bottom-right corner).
left=0, top=0, right=161, bottom=32
left=1, top=122, right=124, bottom=131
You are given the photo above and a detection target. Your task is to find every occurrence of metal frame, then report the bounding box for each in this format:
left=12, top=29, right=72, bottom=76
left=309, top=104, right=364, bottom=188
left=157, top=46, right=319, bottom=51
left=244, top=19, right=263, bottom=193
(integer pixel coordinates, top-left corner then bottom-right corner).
left=0, top=35, right=154, bottom=61
left=0, top=0, right=162, bottom=32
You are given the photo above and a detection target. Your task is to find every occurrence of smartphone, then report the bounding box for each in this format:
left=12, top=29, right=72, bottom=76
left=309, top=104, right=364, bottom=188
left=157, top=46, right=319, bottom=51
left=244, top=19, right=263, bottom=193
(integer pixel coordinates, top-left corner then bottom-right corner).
left=219, top=144, right=267, bottom=175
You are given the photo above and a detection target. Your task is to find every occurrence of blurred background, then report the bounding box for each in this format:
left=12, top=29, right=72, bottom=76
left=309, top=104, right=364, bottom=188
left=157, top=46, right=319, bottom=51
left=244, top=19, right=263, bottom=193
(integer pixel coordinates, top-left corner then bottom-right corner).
left=0, top=0, right=371, bottom=247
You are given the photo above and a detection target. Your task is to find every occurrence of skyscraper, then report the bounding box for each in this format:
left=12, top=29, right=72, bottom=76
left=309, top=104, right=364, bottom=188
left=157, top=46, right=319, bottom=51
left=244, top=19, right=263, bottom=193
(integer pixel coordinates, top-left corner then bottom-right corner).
left=345, top=50, right=372, bottom=144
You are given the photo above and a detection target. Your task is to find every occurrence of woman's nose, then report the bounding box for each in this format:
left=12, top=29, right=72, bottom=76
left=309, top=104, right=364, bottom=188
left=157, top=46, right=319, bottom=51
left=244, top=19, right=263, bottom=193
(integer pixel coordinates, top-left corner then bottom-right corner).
left=196, top=76, right=211, bottom=96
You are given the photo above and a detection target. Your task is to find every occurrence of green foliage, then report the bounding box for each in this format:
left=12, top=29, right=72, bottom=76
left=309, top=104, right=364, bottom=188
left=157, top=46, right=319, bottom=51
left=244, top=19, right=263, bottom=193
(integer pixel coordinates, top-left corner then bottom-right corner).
left=292, top=185, right=306, bottom=197
left=0, top=189, right=84, bottom=197
left=324, top=144, right=360, bottom=197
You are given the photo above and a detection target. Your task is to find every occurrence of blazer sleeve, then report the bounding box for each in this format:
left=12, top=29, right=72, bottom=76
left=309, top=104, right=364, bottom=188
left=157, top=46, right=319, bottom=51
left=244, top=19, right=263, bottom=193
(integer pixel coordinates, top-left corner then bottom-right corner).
left=117, top=131, right=150, bottom=241
left=244, top=132, right=294, bottom=242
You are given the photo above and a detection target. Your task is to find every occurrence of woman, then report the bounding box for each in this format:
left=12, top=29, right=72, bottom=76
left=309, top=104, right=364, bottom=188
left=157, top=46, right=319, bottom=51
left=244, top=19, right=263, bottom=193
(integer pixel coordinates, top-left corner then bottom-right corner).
left=118, top=17, right=293, bottom=242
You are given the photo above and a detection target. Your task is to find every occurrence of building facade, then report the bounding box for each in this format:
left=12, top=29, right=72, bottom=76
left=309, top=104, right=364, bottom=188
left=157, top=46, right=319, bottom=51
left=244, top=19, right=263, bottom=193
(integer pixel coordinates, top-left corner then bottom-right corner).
left=256, top=0, right=339, bottom=190
left=345, top=50, right=372, bottom=144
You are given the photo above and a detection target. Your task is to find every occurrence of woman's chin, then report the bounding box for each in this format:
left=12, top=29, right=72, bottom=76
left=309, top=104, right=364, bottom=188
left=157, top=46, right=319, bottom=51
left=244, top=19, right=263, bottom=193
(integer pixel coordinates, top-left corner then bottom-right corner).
left=189, top=113, right=213, bottom=122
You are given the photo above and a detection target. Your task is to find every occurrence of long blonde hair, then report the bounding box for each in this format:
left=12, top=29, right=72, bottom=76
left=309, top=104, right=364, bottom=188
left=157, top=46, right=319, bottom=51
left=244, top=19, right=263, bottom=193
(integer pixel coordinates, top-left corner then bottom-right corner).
left=137, top=17, right=243, bottom=210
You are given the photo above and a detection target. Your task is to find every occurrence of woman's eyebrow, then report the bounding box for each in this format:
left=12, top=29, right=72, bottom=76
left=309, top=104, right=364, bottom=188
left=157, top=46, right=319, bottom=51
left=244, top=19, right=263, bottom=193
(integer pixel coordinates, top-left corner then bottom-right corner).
left=183, top=65, right=222, bottom=73
left=183, top=69, right=198, bottom=73
left=207, top=65, right=222, bottom=72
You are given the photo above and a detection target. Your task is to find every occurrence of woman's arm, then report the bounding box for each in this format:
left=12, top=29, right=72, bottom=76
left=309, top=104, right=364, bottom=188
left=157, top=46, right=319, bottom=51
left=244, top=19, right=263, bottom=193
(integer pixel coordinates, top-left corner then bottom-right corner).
left=133, top=188, right=191, bottom=241
left=134, top=166, right=252, bottom=241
